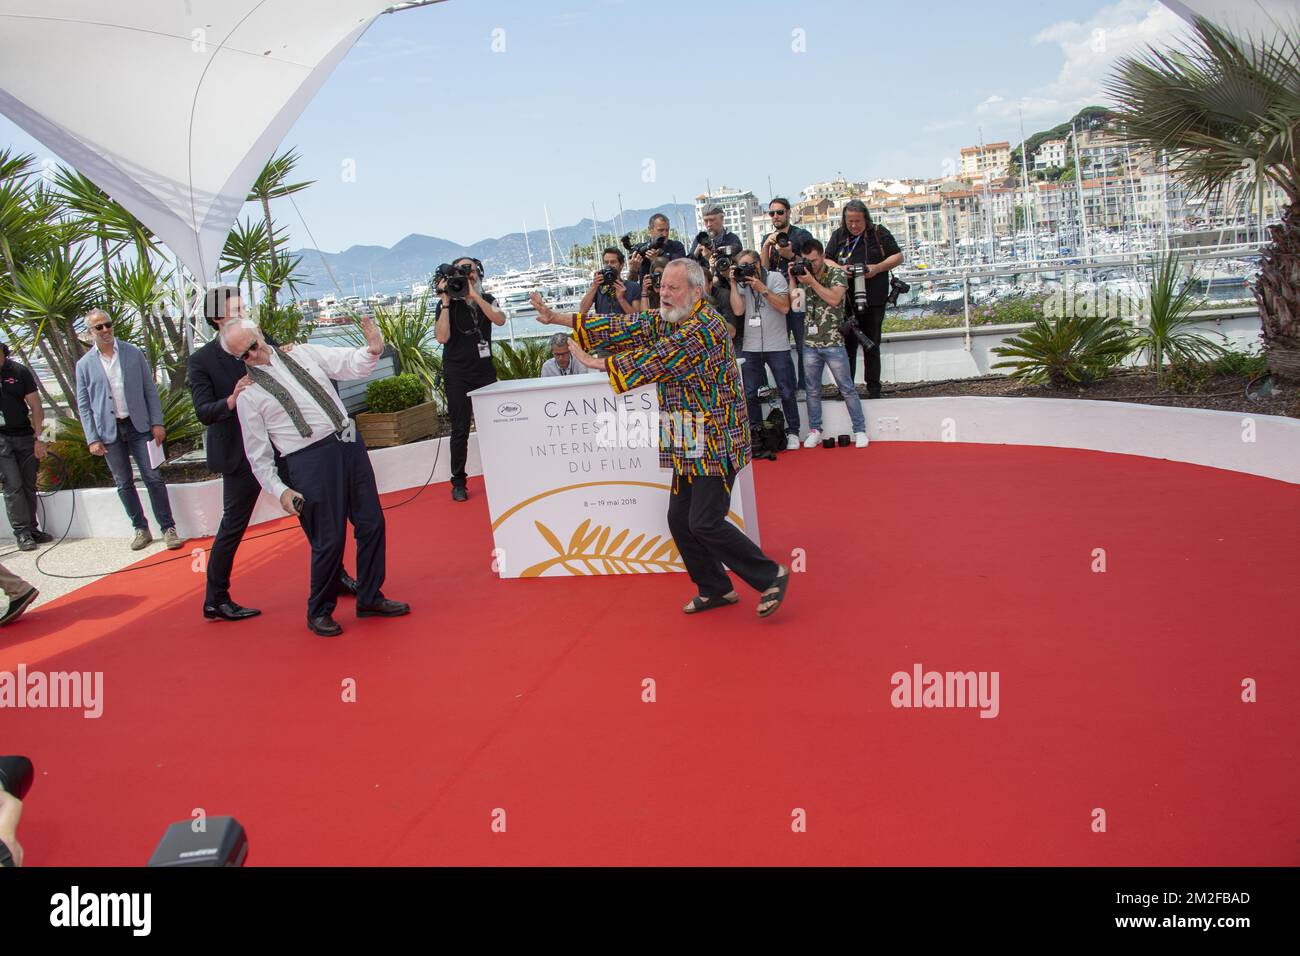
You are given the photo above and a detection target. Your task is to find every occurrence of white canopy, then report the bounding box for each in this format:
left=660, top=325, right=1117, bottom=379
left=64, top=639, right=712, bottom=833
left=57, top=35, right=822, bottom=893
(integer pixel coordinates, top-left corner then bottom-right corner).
left=1161, top=1, right=1297, bottom=40
left=0, top=1, right=436, bottom=282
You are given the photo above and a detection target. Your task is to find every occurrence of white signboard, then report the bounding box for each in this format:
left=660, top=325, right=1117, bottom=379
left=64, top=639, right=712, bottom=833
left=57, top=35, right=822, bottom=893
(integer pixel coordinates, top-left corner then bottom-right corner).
left=470, top=375, right=760, bottom=579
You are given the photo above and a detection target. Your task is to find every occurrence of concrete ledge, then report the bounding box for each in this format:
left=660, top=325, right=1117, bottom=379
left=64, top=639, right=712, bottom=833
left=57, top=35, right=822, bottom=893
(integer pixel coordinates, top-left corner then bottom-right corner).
left=11, top=391, right=1296, bottom=542
left=9, top=433, right=482, bottom=540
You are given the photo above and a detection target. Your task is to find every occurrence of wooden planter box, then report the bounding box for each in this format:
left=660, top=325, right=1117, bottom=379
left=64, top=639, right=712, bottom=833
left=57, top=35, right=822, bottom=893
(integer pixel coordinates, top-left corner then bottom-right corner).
left=356, top=401, right=439, bottom=448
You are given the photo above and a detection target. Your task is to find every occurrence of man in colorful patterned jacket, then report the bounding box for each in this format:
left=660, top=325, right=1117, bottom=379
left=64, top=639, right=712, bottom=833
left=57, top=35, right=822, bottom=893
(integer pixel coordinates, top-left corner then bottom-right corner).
left=529, top=258, right=790, bottom=618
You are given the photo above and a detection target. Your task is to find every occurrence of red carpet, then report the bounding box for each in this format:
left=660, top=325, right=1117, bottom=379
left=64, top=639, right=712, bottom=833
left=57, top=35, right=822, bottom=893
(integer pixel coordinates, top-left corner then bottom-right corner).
left=4, top=442, right=1298, bottom=866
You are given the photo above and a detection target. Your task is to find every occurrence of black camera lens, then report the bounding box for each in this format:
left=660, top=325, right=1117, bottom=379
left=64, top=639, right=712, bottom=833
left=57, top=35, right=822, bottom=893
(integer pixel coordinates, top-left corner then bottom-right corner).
left=0, top=756, right=33, bottom=800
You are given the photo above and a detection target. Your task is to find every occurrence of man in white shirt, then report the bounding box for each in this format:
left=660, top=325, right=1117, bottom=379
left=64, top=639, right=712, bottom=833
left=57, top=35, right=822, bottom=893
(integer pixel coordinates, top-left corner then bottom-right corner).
left=225, top=317, right=409, bottom=637
left=74, top=309, right=182, bottom=551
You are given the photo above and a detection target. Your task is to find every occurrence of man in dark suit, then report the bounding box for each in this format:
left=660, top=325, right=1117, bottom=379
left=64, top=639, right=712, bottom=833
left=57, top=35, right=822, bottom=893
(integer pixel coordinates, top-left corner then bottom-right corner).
left=188, top=288, right=357, bottom=622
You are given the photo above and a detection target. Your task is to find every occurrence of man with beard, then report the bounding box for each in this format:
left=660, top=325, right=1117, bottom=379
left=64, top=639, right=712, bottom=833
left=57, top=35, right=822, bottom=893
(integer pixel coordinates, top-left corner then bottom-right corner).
left=528, top=259, right=790, bottom=618
left=434, top=257, right=506, bottom=502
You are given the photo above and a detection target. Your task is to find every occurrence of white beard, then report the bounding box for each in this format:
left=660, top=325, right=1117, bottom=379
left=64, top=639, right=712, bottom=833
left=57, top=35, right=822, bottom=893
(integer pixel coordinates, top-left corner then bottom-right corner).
left=660, top=303, right=689, bottom=323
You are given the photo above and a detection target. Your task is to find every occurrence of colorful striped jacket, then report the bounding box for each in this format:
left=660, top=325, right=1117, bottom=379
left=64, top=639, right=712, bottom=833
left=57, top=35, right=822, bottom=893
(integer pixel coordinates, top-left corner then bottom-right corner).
left=575, top=299, right=751, bottom=478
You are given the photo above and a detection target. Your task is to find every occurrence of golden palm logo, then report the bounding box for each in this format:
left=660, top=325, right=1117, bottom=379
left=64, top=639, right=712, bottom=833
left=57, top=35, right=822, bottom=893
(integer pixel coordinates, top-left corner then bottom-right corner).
left=520, top=518, right=684, bottom=577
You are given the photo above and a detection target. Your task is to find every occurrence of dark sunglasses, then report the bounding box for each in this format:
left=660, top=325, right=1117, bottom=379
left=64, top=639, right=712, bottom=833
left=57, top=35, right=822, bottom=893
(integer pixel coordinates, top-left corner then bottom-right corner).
left=92, top=320, right=114, bottom=331
left=768, top=209, right=787, bottom=216
left=238, top=341, right=262, bottom=362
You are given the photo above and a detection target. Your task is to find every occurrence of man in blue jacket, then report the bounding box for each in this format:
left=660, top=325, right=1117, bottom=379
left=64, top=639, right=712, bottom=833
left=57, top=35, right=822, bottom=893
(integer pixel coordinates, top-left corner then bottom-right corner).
left=74, top=309, right=182, bottom=551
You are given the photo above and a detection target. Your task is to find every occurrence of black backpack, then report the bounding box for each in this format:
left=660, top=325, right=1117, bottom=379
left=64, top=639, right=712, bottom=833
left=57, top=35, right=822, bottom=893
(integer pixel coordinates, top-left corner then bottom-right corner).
left=759, top=406, right=786, bottom=455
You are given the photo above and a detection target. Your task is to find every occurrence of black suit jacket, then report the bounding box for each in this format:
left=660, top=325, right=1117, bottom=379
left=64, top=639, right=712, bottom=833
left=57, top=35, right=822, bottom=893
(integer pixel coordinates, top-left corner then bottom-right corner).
left=188, top=333, right=280, bottom=475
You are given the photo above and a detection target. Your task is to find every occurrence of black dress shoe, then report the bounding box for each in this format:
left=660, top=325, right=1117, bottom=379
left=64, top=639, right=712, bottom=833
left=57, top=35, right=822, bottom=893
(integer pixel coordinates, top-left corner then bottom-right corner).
left=0, top=587, right=38, bottom=626
left=308, top=614, right=343, bottom=637
left=15, top=533, right=37, bottom=552
left=337, top=570, right=359, bottom=597
left=451, top=485, right=468, bottom=502
left=31, top=530, right=54, bottom=544
left=356, top=598, right=411, bottom=618
left=203, top=602, right=262, bottom=622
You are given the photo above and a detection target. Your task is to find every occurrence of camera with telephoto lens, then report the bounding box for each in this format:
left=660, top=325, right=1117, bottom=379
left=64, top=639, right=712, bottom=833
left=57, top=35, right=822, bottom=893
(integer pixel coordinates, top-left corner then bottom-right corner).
left=788, top=257, right=813, bottom=277
left=596, top=266, right=619, bottom=287
left=693, top=231, right=712, bottom=253
left=622, top=233, right=667, bottom=258
left=772, top=232, right=790, bottom=248
left=650, top=271, right=665, bottom=290
left=886, top=275, right=911, bottom=307
left=435, top=262, right=473, bottom=300
left=844, top=263, right=870, bottom=312
left=710, top=243, right=739, bottom=276
left=732, top=261, right=758, bottom=283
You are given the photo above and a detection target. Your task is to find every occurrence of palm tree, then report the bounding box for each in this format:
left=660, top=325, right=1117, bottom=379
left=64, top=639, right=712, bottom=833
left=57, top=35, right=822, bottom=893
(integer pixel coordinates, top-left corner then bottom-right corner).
left=219, top=218, right=271, bottom=308
left=246, top=149, right=313, bottom=311
left=1106, top=16, right=1300, bottom=381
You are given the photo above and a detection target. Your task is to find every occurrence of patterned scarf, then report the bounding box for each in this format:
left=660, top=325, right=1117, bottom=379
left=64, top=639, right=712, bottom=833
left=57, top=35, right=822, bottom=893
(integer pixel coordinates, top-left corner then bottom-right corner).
left=246, top=346, right=347, bottom=439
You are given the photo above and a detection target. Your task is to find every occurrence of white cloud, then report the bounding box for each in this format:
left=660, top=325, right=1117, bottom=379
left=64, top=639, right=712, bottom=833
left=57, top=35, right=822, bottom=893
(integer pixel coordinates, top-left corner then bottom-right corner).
left=966, top=0, right=1191, bottom=126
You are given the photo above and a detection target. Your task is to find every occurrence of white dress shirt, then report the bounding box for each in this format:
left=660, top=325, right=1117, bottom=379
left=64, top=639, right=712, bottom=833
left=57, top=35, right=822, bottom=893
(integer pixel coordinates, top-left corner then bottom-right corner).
left=98, top=342, right=129, bottom=419
left=237, top=344, right=380, bottom=501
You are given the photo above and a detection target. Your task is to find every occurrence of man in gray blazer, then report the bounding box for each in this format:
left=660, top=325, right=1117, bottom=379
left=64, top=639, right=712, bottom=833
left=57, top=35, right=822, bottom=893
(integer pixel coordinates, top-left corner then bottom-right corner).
left=74, top=309, right=183, bottom=551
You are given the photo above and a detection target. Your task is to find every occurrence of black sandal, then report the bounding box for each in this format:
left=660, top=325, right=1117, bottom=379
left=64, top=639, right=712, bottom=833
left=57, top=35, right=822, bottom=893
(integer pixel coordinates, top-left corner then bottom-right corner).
left=683, top=592, right=739, bottom=614
left=757, top=566, right=790, bottom=618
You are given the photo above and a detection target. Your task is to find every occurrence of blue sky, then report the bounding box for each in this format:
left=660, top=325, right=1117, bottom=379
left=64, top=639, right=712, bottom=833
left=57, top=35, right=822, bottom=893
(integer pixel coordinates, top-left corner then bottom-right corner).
left=0, top=0, right=1187, bottom=252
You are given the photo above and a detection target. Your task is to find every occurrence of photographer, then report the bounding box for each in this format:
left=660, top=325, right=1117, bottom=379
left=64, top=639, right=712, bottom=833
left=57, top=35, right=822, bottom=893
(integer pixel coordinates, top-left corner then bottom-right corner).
left=704, top=258, right=742, bottom=345
left=688, top=207, right=741, bottom=261
left=826, top=199, right=903, bottom=398
left=789, top=239, right=868, bottom=448
left=728, top=250, right=801, bottom=451
left=433, top=257, right=507, bottom=503
left=761, top=198, right=815, bottom=392
left=639, top=256, right=671, bottom=311
left=627, top=213, right=686, bottom=282
left=579, top=247, right=640, bottom=316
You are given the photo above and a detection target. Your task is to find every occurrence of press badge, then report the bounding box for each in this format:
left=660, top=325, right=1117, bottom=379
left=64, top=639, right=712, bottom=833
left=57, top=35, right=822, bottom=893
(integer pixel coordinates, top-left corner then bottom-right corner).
left=748, top=315, right=761, bottom=327
left=477, top=341, right=491, bottom=358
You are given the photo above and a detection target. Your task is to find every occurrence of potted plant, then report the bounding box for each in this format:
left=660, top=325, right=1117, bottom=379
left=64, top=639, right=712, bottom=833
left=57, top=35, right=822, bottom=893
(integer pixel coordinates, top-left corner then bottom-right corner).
left=355, top=373, right=437, bottom=448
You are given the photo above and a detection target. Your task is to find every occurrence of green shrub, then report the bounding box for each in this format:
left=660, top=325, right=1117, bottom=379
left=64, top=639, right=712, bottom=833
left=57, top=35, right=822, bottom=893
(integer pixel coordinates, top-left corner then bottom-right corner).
left=1209, top=348, right=1268, bottom=378
left=365, top=373, right=427, bottom=413
left=39, top=415, right=112, bottom=490
left=492, top=338, right=551, bottom=380
left=991, top=313, right=1135, bottom=388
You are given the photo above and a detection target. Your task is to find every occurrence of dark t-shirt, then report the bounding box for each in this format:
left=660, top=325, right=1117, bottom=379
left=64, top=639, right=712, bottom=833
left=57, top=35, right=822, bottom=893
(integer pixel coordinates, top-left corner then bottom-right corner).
left=763, top=225, right=815, bottom=276
left=826, top=225, right=902, bottom=308
left=439, top=293, right=499, bottom=376
left=0, top=359, right=38, bottom=436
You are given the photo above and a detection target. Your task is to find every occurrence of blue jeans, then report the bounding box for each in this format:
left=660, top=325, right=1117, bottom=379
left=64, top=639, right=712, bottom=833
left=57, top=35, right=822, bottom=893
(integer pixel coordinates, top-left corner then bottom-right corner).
left=741, top=349, right=800, bottom=439
left=102, top=418, right=175, bottom=531
left=786, top=311, right=807, bottom=391
left=804, top=345, right=866, bottom=434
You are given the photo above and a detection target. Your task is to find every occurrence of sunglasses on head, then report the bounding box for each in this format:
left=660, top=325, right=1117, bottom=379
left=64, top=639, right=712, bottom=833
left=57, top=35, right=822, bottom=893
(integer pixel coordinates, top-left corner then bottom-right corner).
left=93, top=320, right=113, bottom=331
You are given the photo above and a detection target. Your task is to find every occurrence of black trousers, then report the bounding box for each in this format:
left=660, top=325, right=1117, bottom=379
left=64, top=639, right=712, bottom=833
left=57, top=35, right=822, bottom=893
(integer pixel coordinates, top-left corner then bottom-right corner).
left=445, top=364, right=497, bottom=489
left=284, top=434, right=386, bottom=621
left=845, top=302, right=887, bottom=392
left=666, top=468, right=779, bottom=600
left=205, top=459, right=262, bottom=606
left=0, top=432, right=40, bottom=536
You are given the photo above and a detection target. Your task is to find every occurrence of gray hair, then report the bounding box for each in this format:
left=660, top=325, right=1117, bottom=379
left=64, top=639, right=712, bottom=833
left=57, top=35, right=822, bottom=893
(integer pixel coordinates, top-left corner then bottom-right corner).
left=85, top=308, right=112, bottom=325
left=549, top=332, right=570, bottom=349
left=219, top=318, right=262, bottom=356
left=703, top=206, right=724, bottom=218
left=648, top=212, right=669, bottom=228
left=664, top=257, right=706, bottom=294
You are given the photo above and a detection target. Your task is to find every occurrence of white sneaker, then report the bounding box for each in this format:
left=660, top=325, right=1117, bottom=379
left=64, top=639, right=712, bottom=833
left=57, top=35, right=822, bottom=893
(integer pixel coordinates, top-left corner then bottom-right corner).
left=785, top=434, right=800, bottom=451
left=803, top=429, right=822, bottom=449
left=854, top=431, right=870, bottom=448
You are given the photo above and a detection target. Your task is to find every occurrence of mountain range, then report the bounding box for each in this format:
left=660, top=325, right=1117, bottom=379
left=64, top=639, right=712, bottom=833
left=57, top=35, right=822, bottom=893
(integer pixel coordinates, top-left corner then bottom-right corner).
left=289, top=203, right=696, bottom=298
